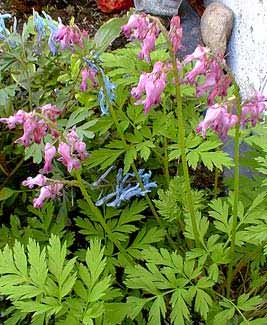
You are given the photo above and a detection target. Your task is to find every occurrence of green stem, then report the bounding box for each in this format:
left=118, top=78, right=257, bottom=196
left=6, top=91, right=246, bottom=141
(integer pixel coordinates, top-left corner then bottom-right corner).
left=75, top=170, right=132, bottom=265
left=21, top=37, right=33, bottom=109
left=146, top=16, right=201, bottom=247
left=163, top=100, right=170, bottom=187
left=163, top=136, right=170, bottom=186
left=214, top=167, right=219, bottom=198
left=215, top=292, right=249, bottom=324
left=226, top=80, right=242, bottom=298
left=171, top=54, right=200, bottom=247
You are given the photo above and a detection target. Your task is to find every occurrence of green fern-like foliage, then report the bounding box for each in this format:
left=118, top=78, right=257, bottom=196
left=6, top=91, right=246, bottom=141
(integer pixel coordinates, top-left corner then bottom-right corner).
left=125, top=246, right=215, bottom=325
left=154, top=177, right=204, bottom=223
left=0, top=236, right=112, bottom=325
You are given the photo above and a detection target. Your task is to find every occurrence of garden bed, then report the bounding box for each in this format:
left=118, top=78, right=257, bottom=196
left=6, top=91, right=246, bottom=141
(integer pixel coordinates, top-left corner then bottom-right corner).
left=0, top=3, right=267, bottom=325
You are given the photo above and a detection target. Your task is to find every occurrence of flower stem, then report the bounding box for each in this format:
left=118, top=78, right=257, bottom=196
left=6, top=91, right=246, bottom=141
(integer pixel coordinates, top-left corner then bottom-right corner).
left=171, top=52, right=200, bottom=248
left=163, top=100, right=170, bottom=187
left=149, top=15, right=201, bottom=247
left=163, top=136, right=170, bottom=186
left=214, top=167, right=219, bottom=198
left=226, top=82, right=242, bottom=298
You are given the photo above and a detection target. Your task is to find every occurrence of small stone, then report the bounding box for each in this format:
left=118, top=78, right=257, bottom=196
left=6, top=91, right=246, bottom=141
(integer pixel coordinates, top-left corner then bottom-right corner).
left=134, top=0, right=183, bottom=16
left=201, top=2, right=233, bottom=54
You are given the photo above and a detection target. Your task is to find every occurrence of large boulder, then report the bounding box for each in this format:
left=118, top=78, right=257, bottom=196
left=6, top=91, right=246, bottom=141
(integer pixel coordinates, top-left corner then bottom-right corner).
left=201, top=2, right=233, bottom=54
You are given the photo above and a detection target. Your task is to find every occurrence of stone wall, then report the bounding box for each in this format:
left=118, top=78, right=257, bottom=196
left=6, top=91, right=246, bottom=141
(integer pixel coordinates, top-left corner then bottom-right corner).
left=204, top=0, right=267, bottom=96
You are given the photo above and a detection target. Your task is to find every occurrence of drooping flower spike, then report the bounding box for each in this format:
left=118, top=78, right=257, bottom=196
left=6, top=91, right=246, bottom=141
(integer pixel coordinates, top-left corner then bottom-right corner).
left=241, top=92, right=267, bottom=127
left=122, top=13, right=160, bottom=62
left=196, top=103, right=238, bottom=140
left=0, top=104, right=61, bottom=147
left=183, top=45, right=231, bottom=105
left=53, top=20, right=88, bottom=50
left=33, top=183, right=64, bottom=208
left=131, top=61, right=170, bottom=114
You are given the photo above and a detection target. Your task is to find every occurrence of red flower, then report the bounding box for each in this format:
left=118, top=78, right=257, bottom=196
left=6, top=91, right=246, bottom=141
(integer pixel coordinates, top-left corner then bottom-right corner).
left=97, top=0, right=133, bottom=13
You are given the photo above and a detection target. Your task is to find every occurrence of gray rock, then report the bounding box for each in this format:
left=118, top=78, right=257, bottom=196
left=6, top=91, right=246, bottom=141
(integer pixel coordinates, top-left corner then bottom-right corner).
left=134, top=0, right=183, bottom=16
left=201, top=2, right=233, bottom=54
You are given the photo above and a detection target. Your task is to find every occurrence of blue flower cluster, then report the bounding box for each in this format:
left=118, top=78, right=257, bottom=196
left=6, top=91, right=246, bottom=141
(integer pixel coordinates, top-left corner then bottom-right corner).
left=95, top=168, right=157, bottom=208
left=84, top=57, right=116, bottom=116
left=0, top=13, right=17, bottom=47
left=0, top=13, right=11, bottom=40
left=33, top=11, right=59, bottom=55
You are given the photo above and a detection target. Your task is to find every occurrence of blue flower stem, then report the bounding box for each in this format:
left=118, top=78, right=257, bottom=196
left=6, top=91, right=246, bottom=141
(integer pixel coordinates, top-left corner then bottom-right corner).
left=226, top=76, right=242, bottom=298
left=75, top=170, right=132, bottom=265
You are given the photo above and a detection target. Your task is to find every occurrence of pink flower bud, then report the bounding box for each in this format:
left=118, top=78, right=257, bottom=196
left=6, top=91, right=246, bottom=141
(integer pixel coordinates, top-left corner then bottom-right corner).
left=80, top=67, right=98, bottom=91
left=42, top=143, right=56, bottom=174
left=22, top=174, right=47, bottom=189
left=0, top=110, right=27, bottom=129
left=58, top=142, right=80, bottom=172
left=33, top=183, right=63, bottom=208
left=169, top=16, right=182, bottom=53
left=132, top=61, right=169, bottom=114
left=54, top=23, right=86, bottom=49
left=40, top=104, right=61, bottom=121
left=196, top=104, right=238, bottom=140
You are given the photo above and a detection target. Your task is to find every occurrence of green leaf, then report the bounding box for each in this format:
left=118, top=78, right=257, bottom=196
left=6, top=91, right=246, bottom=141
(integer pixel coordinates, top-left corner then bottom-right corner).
left=127, top=297, right=148, bottom=320
left=237, top=294, right=262, bottom=312
left=28, top=239, right=47, bottom=288
left=86, top=148, right=125, bottom=170
left=24, top=143, right=43, bottom=164
left=13, top=241, right=27, bottom=278
left=127, top=227, right=166, bottom=258
left=86, top=239, right=106, bottom=287
left=170, top=289, right=191, bottom=325
left=66, top=107, right=93, bottom=129
left=195, top=288, right=212, bottom=320
left=148, top=296, right=166, bottom=325
left=124, top=147, right=137, bottom=174
left=187, top=140, right=233, bottom=171
left=104, top=303, right=130, bottom=325
left=213, top=308, right=235, bottom=325
left=0, top=188, right=16, bottom=201
left=94, top=16, right=128, bottom=53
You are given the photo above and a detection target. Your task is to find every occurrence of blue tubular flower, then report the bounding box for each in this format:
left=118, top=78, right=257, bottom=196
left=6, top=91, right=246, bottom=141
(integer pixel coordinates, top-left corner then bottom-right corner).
left=33, top=9, right=46, bottom=43
left=97, top=71, right=116, bottom=115
left=83, top=57, right=116, bottom=115
left=98, top=89, right=109, bottom=116
left=95, top=168, right=157, bottom=208
left=0, top=13, right=11, bottom=40
left=84, top=57, right=99, bottom=72
left=101, top=70, right=116, bottom=103
left=42, top=12, right=59, bottom=55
